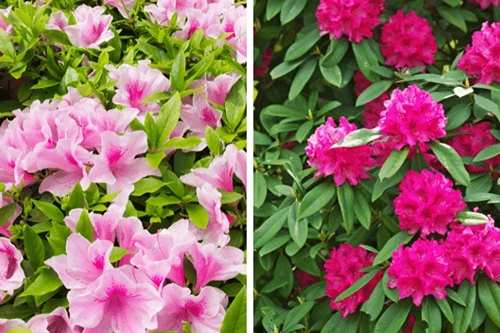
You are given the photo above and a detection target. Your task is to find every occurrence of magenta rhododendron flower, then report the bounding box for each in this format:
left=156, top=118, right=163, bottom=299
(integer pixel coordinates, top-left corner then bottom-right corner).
left=458, top=22, right=500, bottom=84
left=469, top=0, right=500, bottom=9
left=388, top=239, right=453, bottom=306
left=353, top=71, right=390, bottom=129
left=0, top=238, right=24, bottom=302
left=46, top=11, right=68, bottom=31
left=67, top=268, right=164, bottom=333
left=380, top=10, right=437, bottom=69
left=448, top=122, right=500, bottom=174
left=45, top=233, right=113, bottom=290
left=315, top=0, right=385, bottom=43
left=0, top=7, right=12, bottom=35
left=157, top=284, right=227, bottom=333
left=305, top=117, right=375, bottom=186
left=394, top=170, right=466, bottom=237
left=105, top=0, right=137, bottom=17
left=0, top=195, right=20, bottom=238
left=28, top=307, right=78, bottom=333
left=379, top=85, right=447, bottom=150
left=324, top=244, right=382, bottom=317
left=65, top=5, right=114, bottom=49
left=106, top=60, right=171, bottom=115
left=295, top=269, right=320, bottom=288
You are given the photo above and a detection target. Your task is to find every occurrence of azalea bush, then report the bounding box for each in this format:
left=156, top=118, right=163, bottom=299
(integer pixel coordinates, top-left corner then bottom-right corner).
left=254, top=0, right=500, bottom=332
left=0, top=0, right=247, bottom=332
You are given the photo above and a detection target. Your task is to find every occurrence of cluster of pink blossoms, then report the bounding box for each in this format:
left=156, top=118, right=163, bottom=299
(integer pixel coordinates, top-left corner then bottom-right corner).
left=394, top=170, right=466, bottom=237
left=457, top=22, right=500, bottom=84
left=380, top=10, right=437, bottom=69
left=316, top=0, right=385, bottom=43
left=353, top=71, right=390, bottom=129
left=145, top=0, right=246, bottom=62
left=324, top=244, right=382, bottom=317
left=379, top=85, right=447, bottom=150
left=469, top=0, right=500, bottom=9
left=305, top=117, right=376, bottom=186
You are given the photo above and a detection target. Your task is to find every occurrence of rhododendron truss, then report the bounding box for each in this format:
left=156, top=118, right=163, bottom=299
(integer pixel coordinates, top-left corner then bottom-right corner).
left=0, top=0, right=247, bottom=331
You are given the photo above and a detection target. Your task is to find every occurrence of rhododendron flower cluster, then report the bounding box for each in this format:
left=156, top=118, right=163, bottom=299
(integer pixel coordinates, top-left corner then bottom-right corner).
left=353, top=71, right=390, bottom=128
left=380, top=10, right=437, bottom=69
left=315, top=0, right=385, bottom=43
left=324, top=244, right=382, bottom=317
left=306, top=117, right=375, bottom=186
left=457, top=22, right=500, bottom=84
left=388, top=239, right=453, bottom=306
left=469, top=0, right=500, bottom=9
left=394, top=170, right=466, bottom=237
left=379, top=85, right=447, bottom=150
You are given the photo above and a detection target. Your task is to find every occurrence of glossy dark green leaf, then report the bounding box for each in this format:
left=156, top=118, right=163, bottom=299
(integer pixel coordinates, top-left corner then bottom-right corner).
left=429, top=142, right=470, bottom=186
left=355, top=80, right=392, bottom=107
left=379, top=147, right=409, bottom=180
left=298, top=181, right=336, bottom=219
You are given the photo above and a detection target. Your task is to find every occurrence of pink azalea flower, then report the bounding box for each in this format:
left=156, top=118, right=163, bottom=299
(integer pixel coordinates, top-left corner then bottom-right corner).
left=0, top=238, right=24, bottom=303
left=156, top=284, right=227, bottom=333
left=64, top=209, right=120, bottom=243
left=388, top=239, right=453, bottom=306
left=105, top=60, right=171, bottom=114
left=0, top=146, right=35, bottom=187
left=315, top=0, right=385, bottom=43
left=180, top=144, right=246, bottom=192
left=324, top=244, right=382, bottom=317
left=353, top=71, right=390, bottom=129
left=0, top=319, right=28, bottom=332
left=380, top=10, right=437, bottom=69
left=46, top=11, right=68, bottom=31
left=175, top=7, right=220, bottom=40
left=105, top=0, right=137, bottom=17
left=65, top=5, right=114, bottom=49
left=379, top=85, right=447, bottom=150
left=0, top=7, right=12, bottom=35
left=190, top=242, right=246, bottom=290
left=116, top=215, right=152, bottom=266
left=469, top=0, right=500, bottom=9
left=193, top=73, right=240, bottom=105
left=181, top=92, right=223, bottom=136
left=88, top=131, right=160, bottom=193
left=394, top=170, right=466, bottom=237
left=67, top=268, right=164, bottom=333
left=45, top=233, right=113, bottom=290
left=0, top=194, right=20, bottom=238
left=145, top=0, right=199, bottom=26
left=28, top=307, right=79, bottom=333
left=305, top=117, right=376, bottom=186
left=458, top=22, right=500, bottom=84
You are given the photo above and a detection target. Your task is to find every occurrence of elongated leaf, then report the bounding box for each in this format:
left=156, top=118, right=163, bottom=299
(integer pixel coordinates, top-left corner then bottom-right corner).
left=436, top=299, right=455, bottom=324
left=478, top=276, right=500, bottom=328
left=21, top=269, right=62, bottom=297
left=332, top=128, right=381, bottom=148
left=255, top=207, right=290, bottom=248
left=352, top=40, right=380, bottom=82
left=335, top=268, right=381, bottom=302
left=429, top=142, right=470, bottom=186
left=474, top=144, right=500, bottom=162
left=321, top=37, right=349, bottom=68
left=422, top=298, right=442, bottom=333
left=280, top=0, right=307, bottom=24
left=185, top=204, right=209, bottom=229
left=298, top=181, right=336, bottom=219
left=361, top=280, right=385, bottom=321
left=373, top=231, right=413, bottom=266
left=354, top=190, right=371, bottom=230
left=254, top=172, right=267, bottom=208
left=289, top=59, right=317, bottom=100
left=0, top=203, right=16, bottom=227
left=220, top=286, right=246, bottom=333
left=373, top=299, right=412, bottom=333
left=456, top=211, right=489, bottom=225
left=337, top=182, right=354, bottom=234
left=24, top=225, right=45, bottom=269
left=288, top=203, right=308, bottom=248
left=285, top=29, right=321, bottom=62
left=379, top=147, right=409, bottom=180
left=453, top=280, right=476, bottom=333
left=356, top=80, right=392, bottom=107
left=156, top=93, right=182, bottom=147
left=283, top=301, right=315, bottom=333
left=33, top=200, right=64, bottom=222
left=76, top=210, right=94, bottom=243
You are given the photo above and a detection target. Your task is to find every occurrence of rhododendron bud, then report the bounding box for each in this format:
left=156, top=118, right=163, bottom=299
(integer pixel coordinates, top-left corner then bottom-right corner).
left=379, top=85, right=446, bottom=150
left=28, top=307, right=78, bottom=333
left=388, top=239, right=453, bottom=306
left=353, top=71, right=390, bottom=129
left=380, top=10, right=437, bottom=69
left=325, top=244, right=381, bottom=317
left=156, top=284, right=227, bottom=333
left=105, top=0, right=137, bottom=17
left=46, top=11, right=68, bottom=31
left=394, top=170, right=466, bottom=237
left=0, top=238, right=24, bottom=302
left=315, top=0, right=385, bottom=43
left=65, top=5, right=114, bottom=49
left=105, top=60, right=171, bottom=114
left=305, top=117, right=375, bottom=186
left=469, top=0, right=500, bottom=9
left=0, top=7, right=12, bottom=35
left=0, top=194, right=20, bottom=238
left=458, top=22, right=500, bottom=84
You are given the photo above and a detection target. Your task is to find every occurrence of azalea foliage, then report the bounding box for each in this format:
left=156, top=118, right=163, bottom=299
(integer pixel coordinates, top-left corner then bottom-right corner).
left=255, top=0, right=500, bottom=332
left=0, top=0, right=247, bottom=332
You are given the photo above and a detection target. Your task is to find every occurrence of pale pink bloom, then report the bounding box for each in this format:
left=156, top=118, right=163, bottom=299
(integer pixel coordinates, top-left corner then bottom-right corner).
left=0, top=7, right=12, bottom=35
left=192, top=73, right=240, bottom=105
left=116, top=214, right=151, bottom=265
left=190, top=242, right=246, bottom=290
left=145, top=0, right=200, bottom=26
left=207, top=6, right=247, bottom=63
left=0, top=146, right=35, bottom=187
left=28, top=307, right=78, bottom=333
left=181, top=92, right=222, bottom=136
left=0, top=238, right=24, bottom=303
left=175, top=7, right=220, bottom=39
left=0, top=319, right=28, bottom=332
left=63, top=209, right=119, bottom=243
left=46, top=11, right=68, bottom=31
left=0, top=194, right=21, bottom=238
left=67, top=268, right=164, bottom=333
left=105, top=60, right=170, bottom=114
left=88, top=131, right=160, bottom=193
left=105, top=0, right=137, bottom=17
left=156, top=284, right=227, bottom=333
left=45, top=233, right=113, bottom=290
left=180, top=144, right=245, bottom=192
left=65, top=5, right=114, bottom=49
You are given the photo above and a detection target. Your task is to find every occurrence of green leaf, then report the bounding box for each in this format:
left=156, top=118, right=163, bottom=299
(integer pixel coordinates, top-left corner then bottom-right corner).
left=132, top=178, right=167, bottom=196
left=67, top=183, right=85, bottom=210
left=373, top=299, right=412, bottom=333
left=352, top=40, right=380, bottom=83
left=255, top=207, right=290, bottom=248
left=453, top=280, right=476, bottom=333
left=436, top=5, right=467, bottom=32
left=282, top=301, right=315, bottom=333
left=21, top=269, right=62, bottom=297
left=332, top=128, right=381, bottom=148
left=61, top=67, right=79, bottom=89
left=265, top=0, right=281, bottom=20
left=355, top=80, right=392, bottom=107
left=254, top=172, right=267, bottom=208
left=446, top=104, right=471, bottom=131
left=288, top=202, right=308, bottom=248
left=33, top=200, right=64, bottom=222
left=76, top=210, right=94, bottom=242
left=478, top=275, right=500, bottom=328
left=0, top=203, right=16, bottom=227
left=205, top=127, right=222, bottom=156
left=280, top=0, right=307, bottom=24
left=361, top=280, right=385, bottom=321
left=110, top=247, right=130, bottom=263
left=156, top=92, right=182, bottom=147
left=31, top=79, right=59, bottom=90
left=373, top=231, right=413, bottom=266
left=372, top=163, right=410, bottom=202
left=321, top=37, right=349, bottom=68
left=289, top=59, right=317, bottom=100
left=6, top=328, right=33, bottom=333
left=270, top=58, right=306, bottom=79
left=220, top=191, right=243, bottom=204
left=225, top=80, right=246, bottom=132
left=162, top=137, right=202, bottom=150
left=171, top=49, right=186, bottom=91
left=298, top=181, right=336, bottom=219
left=429, top=142, right=470, bottom=186
left=379, top=147, right=410, bottom=180
left=436, top=299, right=455, bottom=324
left=335, top=269, right=381, bottom=302
left=186, top=204, right=209, bottom=229
left=456, top=211, right=489, bottom=226
left=147, top=151, right=166, bottom=169
left=475, top=95, right=500, bottom=121
left=23, top=225, right=44, bottom=269
left=354, top=190, right=371, bottom=230
left=338, top=182, right=354, bottom=234
left=320, top=64, right=342, bottom=87
left=47, top=223, right=72, bottom=256
left=285, top=28, right=321, bottom=62
left=474, top=144, right=500, bottom=162
left=220, top=286, right=246, bottom=333
left=422, top=298, right=442, bottom=333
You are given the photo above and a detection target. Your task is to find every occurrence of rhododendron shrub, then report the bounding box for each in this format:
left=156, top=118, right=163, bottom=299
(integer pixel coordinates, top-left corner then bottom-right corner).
left=255, top=0, right=500, bottom=331
left=0, top=0, right=246, bottom=332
